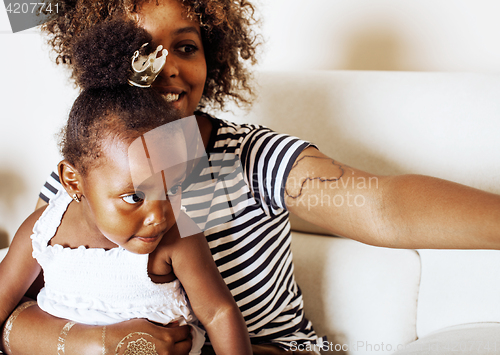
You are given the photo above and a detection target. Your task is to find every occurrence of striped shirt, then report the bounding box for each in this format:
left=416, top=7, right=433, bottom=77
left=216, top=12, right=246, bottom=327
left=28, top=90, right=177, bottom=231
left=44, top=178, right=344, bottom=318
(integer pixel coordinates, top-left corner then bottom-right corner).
left=40, top=113, right=319, bottom=349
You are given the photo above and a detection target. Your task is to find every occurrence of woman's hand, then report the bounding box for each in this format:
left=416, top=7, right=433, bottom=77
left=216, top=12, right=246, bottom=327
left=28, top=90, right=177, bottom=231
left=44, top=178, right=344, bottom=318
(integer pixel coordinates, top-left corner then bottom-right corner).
left=3, top=304, right=192, bottom=355
left=105, top=319, right=192, bottom=355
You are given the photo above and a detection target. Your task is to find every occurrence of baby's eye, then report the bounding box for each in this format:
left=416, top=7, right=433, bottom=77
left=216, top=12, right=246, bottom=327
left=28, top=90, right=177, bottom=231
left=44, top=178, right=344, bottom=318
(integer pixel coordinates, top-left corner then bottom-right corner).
left=167, top=184, right=182, bottom=196
left=122, top=192, right=145, bottom=204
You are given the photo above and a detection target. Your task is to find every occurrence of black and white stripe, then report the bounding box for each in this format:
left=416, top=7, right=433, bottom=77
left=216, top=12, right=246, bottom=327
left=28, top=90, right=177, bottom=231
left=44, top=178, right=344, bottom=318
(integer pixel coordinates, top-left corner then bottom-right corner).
left=39, top=114, right=319, bottom=349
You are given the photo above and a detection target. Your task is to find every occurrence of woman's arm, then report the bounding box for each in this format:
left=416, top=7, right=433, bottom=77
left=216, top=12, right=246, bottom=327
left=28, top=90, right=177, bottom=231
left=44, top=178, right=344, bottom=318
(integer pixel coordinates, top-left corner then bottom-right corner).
left=3, top=305, right=193, bottom=355
left=285, top=147, right=500, bottom=249
left=168, top=213, right=252, bottom=355
left=0, top=209, right=44, bottom=329
left=35, top=197, right=48, bottom=211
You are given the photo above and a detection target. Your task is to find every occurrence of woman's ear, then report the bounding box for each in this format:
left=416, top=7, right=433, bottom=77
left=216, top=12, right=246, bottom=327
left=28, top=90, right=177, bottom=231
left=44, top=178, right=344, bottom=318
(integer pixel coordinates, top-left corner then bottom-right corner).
left=58, top=160, right=84, bottom=200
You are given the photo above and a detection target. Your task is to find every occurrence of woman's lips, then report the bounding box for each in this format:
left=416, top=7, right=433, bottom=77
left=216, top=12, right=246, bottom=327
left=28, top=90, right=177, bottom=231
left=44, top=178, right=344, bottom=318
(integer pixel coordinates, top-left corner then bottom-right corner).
left=163, top=93, right=188, bottom=113
left=152, top=86, right=187, bottom=110
left=163, top=92, right=180, bottom=102
left=154, top=86, right=183, bottom=95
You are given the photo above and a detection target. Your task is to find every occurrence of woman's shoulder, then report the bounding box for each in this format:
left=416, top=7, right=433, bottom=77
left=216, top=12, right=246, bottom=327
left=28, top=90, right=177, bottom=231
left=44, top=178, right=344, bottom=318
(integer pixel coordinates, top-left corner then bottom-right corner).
left=197, top=111, right=276, bottom=158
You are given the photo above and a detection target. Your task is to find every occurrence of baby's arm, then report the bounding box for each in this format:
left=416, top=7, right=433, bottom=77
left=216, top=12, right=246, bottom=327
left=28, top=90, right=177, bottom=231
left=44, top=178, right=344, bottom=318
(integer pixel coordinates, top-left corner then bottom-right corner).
left=0, top=209, right=43, bottom=336
left=168, top=213, right=252, bottom=355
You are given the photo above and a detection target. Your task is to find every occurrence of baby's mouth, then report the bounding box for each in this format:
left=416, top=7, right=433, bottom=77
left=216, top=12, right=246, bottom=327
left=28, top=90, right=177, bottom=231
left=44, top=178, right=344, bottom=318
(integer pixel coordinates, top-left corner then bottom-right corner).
left=134, top=232, right=162, bottom=243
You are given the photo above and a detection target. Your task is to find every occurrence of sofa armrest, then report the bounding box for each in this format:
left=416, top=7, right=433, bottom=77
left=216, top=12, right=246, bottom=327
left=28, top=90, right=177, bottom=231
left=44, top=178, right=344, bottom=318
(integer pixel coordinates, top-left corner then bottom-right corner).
left=394, top=323, right=500, bottom=355
left=416, top=249, right=500, bottom=338
left=291, top=232, right=421, bottom=354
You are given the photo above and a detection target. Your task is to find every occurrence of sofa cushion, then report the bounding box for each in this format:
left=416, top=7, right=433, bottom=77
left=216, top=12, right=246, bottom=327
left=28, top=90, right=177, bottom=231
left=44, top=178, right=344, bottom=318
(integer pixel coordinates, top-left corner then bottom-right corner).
left=291, top=232, right=420, bottom=355
left=416, top=249, right=500, bottom=338
left=289, top=214, right=334, bottom=236
left=394, top=323, right=500, bottom=355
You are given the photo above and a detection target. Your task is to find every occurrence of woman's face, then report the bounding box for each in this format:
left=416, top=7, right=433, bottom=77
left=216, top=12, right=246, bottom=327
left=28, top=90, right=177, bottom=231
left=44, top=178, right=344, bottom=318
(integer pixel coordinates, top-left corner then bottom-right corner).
left=137, top=0, right=207, bottom=118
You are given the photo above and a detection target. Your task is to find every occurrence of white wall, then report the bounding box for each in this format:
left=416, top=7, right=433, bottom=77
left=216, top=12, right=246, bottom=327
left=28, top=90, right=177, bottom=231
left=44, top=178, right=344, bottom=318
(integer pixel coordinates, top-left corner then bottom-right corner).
left=256, top=0, right=500, bottom=72
left=0, top=12, right=78, bottom=247
left=0, top=32, right=77, bottom=247
left=1, top=1, right=500, bottom=245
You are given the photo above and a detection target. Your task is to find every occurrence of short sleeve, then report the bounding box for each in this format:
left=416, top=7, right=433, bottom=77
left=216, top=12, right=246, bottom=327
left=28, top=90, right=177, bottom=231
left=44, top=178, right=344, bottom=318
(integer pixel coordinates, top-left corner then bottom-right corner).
left=39, top=170, right=63, bottom=203
left=240, top=127, right=317, bottom=215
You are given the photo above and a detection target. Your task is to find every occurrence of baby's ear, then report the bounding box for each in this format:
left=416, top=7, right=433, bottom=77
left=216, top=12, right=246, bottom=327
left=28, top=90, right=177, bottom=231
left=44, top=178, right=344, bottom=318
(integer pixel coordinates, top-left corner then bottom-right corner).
left=58, top=160, right=84, bottom=199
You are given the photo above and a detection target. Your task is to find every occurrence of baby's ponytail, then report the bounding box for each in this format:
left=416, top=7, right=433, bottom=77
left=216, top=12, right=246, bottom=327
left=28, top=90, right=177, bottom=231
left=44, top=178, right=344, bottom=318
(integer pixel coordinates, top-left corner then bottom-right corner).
left=71, top=18, right=153, bottom=90
left=60, top=18, right=179, bottom=176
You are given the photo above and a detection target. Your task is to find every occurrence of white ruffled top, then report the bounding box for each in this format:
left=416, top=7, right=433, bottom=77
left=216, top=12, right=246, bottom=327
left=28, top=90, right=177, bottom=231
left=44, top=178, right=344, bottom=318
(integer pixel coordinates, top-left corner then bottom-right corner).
left=31, top=190, right=198, bottom=328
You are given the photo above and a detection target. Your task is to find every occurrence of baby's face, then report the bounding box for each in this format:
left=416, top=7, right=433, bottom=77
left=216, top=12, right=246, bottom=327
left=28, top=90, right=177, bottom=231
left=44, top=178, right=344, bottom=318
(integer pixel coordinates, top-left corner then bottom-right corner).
left=81, top=132, right=188, bottom=254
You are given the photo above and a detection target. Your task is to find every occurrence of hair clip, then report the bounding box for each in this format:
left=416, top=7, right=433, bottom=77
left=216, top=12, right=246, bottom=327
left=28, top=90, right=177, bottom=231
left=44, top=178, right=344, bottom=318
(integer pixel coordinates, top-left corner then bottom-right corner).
left=128, top=43, right=168, bottom=88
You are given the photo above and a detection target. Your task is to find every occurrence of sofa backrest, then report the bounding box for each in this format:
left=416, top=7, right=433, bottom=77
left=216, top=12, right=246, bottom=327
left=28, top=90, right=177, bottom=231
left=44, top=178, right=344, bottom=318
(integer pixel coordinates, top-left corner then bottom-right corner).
left=223, top=70, right=500, bottom=194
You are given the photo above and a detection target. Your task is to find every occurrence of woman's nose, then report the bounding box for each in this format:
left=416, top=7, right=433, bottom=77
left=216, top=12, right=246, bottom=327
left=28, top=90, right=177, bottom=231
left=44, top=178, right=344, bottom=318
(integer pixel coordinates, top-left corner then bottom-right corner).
left=161, top=54, right=179, bottom=78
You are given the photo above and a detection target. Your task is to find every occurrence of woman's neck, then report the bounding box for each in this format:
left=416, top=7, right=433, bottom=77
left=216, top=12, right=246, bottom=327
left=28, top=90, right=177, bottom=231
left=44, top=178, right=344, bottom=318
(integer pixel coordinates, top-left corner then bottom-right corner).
left=195, top=114, right=213, bottom=150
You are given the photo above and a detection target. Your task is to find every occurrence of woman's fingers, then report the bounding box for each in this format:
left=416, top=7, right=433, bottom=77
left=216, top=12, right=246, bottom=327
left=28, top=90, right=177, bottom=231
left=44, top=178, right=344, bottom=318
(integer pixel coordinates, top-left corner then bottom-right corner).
left=161, top=322, right=191, bottom=342
left=110, top=319, right=192, bottom=355
left=172, top=337, right=193, bottom=355
left=155, top=323, right=193, bottom=355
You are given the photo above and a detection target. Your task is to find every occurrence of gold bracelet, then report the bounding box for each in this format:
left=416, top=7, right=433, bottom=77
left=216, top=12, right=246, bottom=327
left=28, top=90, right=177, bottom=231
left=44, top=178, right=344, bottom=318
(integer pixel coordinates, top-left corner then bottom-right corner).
left=2, top=300, right=37, bottom=354
left=56, top=321, right=76, bottom=354
left=115, top=332, right=158, bottom=355
left=102, top=326, right=107, bottom=355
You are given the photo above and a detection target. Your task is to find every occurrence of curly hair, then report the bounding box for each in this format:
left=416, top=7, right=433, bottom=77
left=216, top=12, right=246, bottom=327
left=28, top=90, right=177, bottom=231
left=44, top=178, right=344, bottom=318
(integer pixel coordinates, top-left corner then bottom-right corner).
left=60, top=19, right=180, bottom=176
left=41, top=0, right=261, bottom=112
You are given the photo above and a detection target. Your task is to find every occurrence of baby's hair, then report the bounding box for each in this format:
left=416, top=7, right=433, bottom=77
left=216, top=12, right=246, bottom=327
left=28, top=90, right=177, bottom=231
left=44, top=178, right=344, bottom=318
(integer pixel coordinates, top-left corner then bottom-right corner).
left=60, top=18, right=179, bottom=176
left=41, top=0, right=261, bottom=112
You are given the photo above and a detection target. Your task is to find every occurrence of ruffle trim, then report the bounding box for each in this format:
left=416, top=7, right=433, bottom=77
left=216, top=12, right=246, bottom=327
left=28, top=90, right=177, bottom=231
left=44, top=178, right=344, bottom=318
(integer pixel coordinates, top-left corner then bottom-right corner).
left=31, top=190, right=72, bottom=259
left=31, top=191, right=126, bottom=264
left=42, top=276, right=186, bottom=305
left=38, top=285, right=195, bottom=326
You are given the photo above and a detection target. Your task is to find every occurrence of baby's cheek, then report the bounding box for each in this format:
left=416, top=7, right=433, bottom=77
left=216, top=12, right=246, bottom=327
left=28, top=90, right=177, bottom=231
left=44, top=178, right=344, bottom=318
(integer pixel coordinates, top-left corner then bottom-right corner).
left=97, top=214, right=141, bottom=240
left=170, top=195, right=183, bottom=219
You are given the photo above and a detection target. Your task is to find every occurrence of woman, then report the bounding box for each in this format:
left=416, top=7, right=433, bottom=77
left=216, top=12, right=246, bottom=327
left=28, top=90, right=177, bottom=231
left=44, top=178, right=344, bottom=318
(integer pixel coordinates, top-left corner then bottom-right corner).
left=3, top=0, right=500, bottom=354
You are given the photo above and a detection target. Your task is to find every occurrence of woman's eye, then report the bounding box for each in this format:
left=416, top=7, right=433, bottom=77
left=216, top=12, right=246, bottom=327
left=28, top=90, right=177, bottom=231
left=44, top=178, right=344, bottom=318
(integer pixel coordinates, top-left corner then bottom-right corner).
left=122, top=192, right=145, bottom=204
left=177, top=44, right=198, bottom=55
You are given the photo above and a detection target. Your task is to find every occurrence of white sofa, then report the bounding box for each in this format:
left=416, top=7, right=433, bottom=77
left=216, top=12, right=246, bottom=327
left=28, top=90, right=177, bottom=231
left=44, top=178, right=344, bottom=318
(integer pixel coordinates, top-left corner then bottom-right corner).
left=3, top=70, right=500, bottom=354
